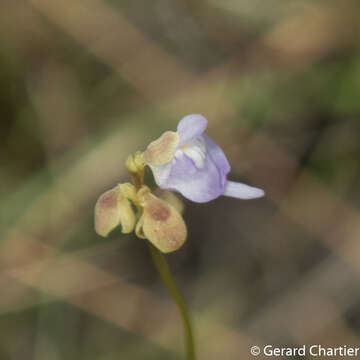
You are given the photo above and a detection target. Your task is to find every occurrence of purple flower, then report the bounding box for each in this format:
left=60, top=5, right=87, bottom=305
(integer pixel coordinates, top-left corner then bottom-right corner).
left=144, top=114, right=265, bottom=203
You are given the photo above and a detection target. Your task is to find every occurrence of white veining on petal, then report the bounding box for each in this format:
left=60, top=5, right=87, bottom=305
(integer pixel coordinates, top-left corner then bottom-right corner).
left=175, top=136, right=206, bottom=169
left=150, top=163, right=172, bottom=187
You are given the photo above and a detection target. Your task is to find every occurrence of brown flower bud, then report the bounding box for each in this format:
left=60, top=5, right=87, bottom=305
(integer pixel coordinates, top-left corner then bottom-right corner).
left=95, top=184, right=136, bottom=237
left=136, top=191, right=187, bottom=253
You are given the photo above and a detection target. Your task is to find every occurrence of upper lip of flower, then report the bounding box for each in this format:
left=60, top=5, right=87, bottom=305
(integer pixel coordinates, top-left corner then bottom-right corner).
left=144, top=114, right=265, bottom=203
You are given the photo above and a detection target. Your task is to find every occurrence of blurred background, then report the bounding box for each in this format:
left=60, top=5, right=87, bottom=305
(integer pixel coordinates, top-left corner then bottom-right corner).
left=1, top=0, right=360, bottom=359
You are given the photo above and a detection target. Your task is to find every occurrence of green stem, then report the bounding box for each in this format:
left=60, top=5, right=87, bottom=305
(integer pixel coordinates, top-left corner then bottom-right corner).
left=148, top=243, right=196, bottom=360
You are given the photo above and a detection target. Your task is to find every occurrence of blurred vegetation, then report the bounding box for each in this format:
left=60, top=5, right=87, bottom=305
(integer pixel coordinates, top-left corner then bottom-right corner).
left=1, top=0, right=360, bottom=359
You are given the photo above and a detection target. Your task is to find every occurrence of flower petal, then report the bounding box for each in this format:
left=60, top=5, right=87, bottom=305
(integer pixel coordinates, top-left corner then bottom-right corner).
left=140, top=192, right=187, bottom=253
left=179, top=135, right=206, bottom=168
left=94, top=185, right=136, bottom=236
left=155, top=189, right=185, bottom=214
left=203, top=134, right=230, bottom=186
left=177, top=114, right=207, bottom=146
left=144, top=131, right=179, bottom=166
left=161, top=151, right=226, bottom=203
left=224, top=181, right=265, bottom=199
left=150, top=162, right=172, bottom=187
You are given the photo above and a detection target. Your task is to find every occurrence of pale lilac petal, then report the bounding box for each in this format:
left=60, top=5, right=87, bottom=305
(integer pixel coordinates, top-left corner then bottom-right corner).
left=202, top=134, right=230, bottom=187
left=150, top=162, right=172, bottom=187
left=177, top=114, right=207, bottom=146
left=160, top=153, right=226, bottom=203
left=224, top=181, right=265, bottom=199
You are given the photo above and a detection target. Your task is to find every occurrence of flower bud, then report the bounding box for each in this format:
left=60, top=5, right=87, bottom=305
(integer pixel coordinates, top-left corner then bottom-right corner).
left=126, top=152, right=145, bottom=174
left=95, top=184, right=136, bottom=237
left=136, top=191, right=187, bottom=253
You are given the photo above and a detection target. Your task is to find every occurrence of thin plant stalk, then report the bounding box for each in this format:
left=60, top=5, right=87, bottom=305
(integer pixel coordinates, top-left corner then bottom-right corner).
left=148, top=243, right=196, bottom=360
